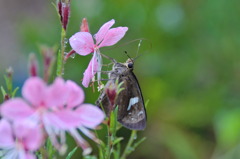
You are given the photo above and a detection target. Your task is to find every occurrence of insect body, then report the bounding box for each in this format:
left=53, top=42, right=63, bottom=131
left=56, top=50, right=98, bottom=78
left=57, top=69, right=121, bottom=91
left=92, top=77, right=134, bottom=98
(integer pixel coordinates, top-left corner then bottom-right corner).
left=96, top=59, right=147, bottom=130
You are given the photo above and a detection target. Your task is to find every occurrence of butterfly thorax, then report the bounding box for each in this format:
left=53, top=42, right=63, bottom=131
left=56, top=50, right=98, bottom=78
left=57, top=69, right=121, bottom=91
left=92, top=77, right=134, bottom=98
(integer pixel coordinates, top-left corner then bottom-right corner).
left=109, top=60, right=134, bottom=80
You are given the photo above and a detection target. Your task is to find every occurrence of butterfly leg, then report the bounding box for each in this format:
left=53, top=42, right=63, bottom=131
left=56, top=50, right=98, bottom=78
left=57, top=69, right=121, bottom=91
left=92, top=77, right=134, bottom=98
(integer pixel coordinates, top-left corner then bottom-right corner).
left=95, top=70, right=112, bottom=74
left=100, top=53, right=117, bottom=63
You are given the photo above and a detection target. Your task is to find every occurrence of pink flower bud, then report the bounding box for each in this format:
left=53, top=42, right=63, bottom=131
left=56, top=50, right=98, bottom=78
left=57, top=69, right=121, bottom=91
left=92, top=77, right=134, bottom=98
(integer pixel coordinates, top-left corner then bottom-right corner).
left=6, top=67, right=13, bottom=79
left=4, top=94, right=10, bottom=101
left=80, top=18, right=90, bottom=32
left=57, top=0, right=70, bottom=30
left=41, top=47, right=55, bottom=82
left=28, top=53, right=38, bottom=77
left=105, top=82, right=118, bottom=107
left=62, top=2, right=70, bottom=30
left=57, top=0, right=63, bottom=22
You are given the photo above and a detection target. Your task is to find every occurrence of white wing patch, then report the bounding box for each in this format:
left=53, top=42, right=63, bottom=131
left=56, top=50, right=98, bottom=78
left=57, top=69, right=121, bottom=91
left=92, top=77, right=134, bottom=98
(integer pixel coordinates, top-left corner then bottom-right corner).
left=127, top=97, right=139, bottom=111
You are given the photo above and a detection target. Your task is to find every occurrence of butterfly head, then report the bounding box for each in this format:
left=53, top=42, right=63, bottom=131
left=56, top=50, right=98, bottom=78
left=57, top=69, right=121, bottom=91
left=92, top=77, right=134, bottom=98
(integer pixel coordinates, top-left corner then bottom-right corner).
left=125, top=58, right=134, bottom=70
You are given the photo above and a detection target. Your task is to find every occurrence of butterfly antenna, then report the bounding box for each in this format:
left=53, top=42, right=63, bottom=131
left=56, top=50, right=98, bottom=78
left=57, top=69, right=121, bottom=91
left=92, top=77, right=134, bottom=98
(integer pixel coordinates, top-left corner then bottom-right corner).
left=133, top=39, right=152, bottom=61
left=133, top=54, right=143, bottom=61
left=124, top=51, right=134, bottom=63
left=136, top=39, right=142, bottom=57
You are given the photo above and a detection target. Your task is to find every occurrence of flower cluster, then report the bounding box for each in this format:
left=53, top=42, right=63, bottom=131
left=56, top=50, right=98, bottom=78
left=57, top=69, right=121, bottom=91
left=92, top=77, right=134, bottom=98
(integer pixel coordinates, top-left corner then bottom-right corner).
left=0, top=18, right=129, bottom=159
left=0, top=77, right=105, bottom=158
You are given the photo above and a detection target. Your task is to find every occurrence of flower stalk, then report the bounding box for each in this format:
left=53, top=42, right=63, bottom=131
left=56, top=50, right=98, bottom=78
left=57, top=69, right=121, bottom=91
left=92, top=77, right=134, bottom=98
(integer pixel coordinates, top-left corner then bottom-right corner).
left=57, top=27, right=66, bottom=77
left=105, top=107, right=118, bottom=159
left=56, top=0, right=71, bottom=77
left=120, top=130, right=137, bottom=159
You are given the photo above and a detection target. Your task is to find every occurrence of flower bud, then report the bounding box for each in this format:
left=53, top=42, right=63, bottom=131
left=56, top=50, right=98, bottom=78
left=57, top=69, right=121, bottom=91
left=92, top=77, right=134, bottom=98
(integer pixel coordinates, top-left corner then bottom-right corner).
left=57, top=0, right=63, bottom=22
left=57, top=0, right=71, bottom=30
left=62, top=2, right=70, bottom=30
left=4, top=94, right=10, bottom=101
left=41, top=47, right=55, bottom=82
left=28, top=53, right=38, bottom=77
left=80, top=18, right=90, bottom=32
left=6, top=67, right=13, bottom=80
left=105, top=82, right=118, bottom=107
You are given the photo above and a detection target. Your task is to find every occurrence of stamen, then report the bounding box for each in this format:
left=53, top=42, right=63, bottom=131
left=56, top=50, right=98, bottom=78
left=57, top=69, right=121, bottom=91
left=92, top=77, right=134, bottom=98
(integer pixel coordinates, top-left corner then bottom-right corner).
left=79, top=127, right=101, bottom=144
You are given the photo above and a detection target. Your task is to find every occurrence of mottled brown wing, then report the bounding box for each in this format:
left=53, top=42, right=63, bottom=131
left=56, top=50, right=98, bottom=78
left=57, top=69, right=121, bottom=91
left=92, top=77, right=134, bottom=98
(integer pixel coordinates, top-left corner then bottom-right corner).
left=116, top=71, right=147, bottom=130
left=95, top=80, right=115, bottom=117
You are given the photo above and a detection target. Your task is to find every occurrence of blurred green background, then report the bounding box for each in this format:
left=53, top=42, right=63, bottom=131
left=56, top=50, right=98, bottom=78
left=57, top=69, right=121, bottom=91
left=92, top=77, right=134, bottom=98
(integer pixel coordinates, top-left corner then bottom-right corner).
left=1, top=0, right=240, bottom=158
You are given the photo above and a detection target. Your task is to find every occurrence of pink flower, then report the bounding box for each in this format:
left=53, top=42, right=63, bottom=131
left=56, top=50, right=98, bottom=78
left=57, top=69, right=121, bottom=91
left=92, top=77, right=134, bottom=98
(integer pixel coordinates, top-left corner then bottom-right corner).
left=69, top=19, right=128, bottom=87
left=0, top=119, right=43, bottom=159
left=1, top=77, right=105, bottom=155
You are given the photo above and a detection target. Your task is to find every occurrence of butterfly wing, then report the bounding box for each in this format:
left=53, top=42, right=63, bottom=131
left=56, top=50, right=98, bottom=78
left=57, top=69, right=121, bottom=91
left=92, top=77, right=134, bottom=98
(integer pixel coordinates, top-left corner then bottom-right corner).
left=116, top=71, right=147, bottom=130
left=96, top=80, right=114, bottom=117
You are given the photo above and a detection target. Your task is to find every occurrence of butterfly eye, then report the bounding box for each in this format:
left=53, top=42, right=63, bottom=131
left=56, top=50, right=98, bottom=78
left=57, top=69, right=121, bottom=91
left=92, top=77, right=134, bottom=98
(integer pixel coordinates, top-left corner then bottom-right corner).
left=128, top=63, right=133, bottom=68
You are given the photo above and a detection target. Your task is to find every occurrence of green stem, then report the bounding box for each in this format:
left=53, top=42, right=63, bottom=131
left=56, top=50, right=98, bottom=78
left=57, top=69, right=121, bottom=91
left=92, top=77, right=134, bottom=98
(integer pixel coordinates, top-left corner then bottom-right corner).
left=105, top=106, right=118, bottom=159
left=120, top=130, right=137, bottom=159
left=106, top=118, right=113, bottom=159
left=56, top=28, right=66, bottom=76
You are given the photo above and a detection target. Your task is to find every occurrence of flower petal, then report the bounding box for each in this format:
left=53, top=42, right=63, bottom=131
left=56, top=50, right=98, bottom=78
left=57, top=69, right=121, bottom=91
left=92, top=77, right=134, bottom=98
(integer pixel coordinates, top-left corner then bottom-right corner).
left=94, top=19, right=115, bottom=45
left=45, top=77, right=68, bottom=108
left=13, top=122, right=43, bottom=151
left=69, top=129, right=92, bottom=155
left=0, top=119, right=14, bottom=147
left=1, top=98, right=34, bottom=121
left=22, top=77, right=46, bottom=107
left=66, top=80, right=85, bottom=108
left=75, top=104, right=105, bottom=128
left=19, top=150, right=36, bottom=159
left=44, top=125, right=63, bottom=152
left=69, top=32, right=94, bottom=55
left=25, top=153, right=36, bottom=159
left=82, top=56, right=98, bottom=88
left=98, top=27, right=128, bottom=48
left=43, top=110, right=83, bottom=130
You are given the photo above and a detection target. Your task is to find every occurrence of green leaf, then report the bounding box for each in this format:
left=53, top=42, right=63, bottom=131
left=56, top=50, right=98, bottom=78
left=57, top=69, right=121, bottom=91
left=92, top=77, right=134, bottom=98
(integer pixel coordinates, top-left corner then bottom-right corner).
left=1, top=86, right=7, bottom=97
left=66, top=147, right=78, bottom=159
left=117, top=81, right=124, bottom=94
left=4, top=75, right=12, bottom=93
left=46, top=138, right=56, bottom=158
left=83, top=155, right=97, bottom=159
left=113, top=137, right=124, bottom=146
left=132, top=137, right=146, bottom=150
left=145, top=99, right=150, bottom=109
left=113, top=143, right=121, bottom=159
left=11, top=87, right=19, bottom=98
